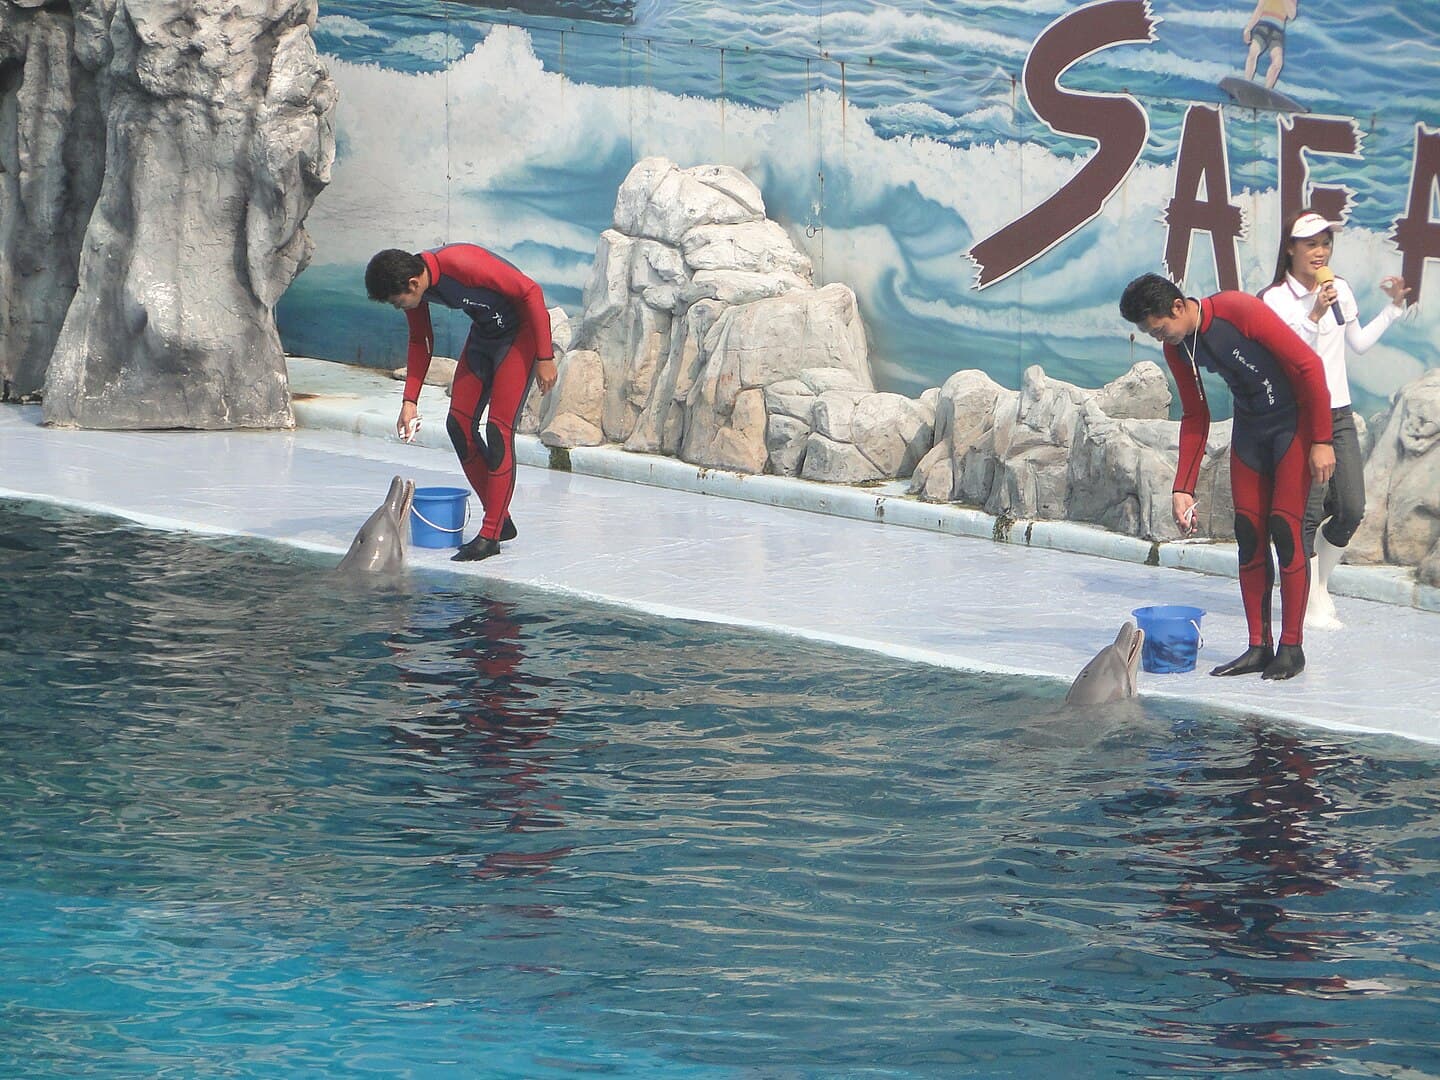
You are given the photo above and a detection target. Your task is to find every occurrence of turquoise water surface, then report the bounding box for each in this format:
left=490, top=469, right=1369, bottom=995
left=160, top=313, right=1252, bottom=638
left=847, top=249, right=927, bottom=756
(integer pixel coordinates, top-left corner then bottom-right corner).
left=4, top=501, right=1440, bottom=1078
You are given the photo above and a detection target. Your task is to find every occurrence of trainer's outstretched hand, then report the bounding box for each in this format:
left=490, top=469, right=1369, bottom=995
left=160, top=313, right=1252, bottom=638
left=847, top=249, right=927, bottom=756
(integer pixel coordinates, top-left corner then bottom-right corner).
left=1172, top=491, right=1200, bottom=536
left=397, top=400, right=421, bottom=443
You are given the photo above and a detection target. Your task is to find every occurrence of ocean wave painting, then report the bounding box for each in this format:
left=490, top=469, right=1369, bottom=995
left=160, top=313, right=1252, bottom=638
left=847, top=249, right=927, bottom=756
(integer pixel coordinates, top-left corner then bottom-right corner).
left=281, top=0, right=1440, bottom=418
left=452, top=0, right=634, bottom=23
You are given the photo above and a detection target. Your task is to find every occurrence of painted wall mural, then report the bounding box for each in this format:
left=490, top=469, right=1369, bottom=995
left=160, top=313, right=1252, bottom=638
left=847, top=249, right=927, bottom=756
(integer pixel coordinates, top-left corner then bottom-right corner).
left=279, top=0, right=1440, bottom=419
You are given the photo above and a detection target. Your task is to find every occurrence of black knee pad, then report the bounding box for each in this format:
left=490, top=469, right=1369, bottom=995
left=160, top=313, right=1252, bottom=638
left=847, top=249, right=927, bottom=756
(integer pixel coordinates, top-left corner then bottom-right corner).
left=484, top=420, right=507, bottom=470
left=1234, top=514, right=1260, bottom=565
left=1269, top=514, right=1297, bottom=568
left=446, top=414, right=469, bottom=460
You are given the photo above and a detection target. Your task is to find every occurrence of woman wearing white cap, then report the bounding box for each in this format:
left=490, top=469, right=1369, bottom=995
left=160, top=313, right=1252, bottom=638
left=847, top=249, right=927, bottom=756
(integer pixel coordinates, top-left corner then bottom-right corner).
left=1259, top=208, right=1411, bottom=630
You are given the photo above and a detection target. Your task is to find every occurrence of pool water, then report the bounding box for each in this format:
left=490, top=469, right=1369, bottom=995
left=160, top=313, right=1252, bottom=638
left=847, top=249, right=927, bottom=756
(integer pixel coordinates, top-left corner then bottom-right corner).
left=3, top=501, right=1440, bottom=1078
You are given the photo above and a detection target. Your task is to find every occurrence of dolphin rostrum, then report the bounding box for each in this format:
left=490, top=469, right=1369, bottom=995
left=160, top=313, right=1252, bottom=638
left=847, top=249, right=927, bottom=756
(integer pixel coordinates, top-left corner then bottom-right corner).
left=337, top=475, right=415, bottom=574
left=1065, top=620, right=1145, bottom=705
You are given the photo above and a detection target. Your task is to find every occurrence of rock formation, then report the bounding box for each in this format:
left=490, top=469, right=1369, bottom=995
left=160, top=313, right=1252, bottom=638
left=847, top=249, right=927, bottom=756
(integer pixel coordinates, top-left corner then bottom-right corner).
left=533, top=157, right=882, bottom=477
left=0, top=2, right=101, bottom=402
left=0, top=0, right=335, bottom=429
left=1348, top=369, right=1440, bottom=583
left=909, top=362, right=1234, bottom=541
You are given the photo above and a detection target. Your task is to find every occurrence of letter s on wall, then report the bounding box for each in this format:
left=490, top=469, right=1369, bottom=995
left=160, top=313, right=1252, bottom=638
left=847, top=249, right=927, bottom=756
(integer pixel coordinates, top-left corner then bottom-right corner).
left=967, top=0, right=1156, bottom=289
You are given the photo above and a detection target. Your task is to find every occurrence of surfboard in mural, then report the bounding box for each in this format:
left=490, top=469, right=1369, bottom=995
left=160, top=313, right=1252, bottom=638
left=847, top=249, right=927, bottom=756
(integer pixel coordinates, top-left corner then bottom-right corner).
left=1218, top=74, right=1306, bottom=114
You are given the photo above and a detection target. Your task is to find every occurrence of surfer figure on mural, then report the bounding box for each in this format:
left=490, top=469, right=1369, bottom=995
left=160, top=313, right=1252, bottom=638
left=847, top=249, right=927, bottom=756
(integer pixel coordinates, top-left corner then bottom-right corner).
left=1243, top=0, right=1297, bottom=90
left=1220, top=0, right=1306, bottom=112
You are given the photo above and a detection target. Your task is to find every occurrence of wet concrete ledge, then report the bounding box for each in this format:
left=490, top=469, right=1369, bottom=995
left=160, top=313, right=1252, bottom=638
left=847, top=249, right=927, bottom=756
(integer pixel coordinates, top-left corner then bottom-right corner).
left=289, top=357, right=1440, bottom=616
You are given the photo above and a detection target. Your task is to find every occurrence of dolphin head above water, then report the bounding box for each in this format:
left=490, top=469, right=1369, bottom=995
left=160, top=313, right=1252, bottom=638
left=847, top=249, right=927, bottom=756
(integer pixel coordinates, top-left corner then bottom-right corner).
left=1065, top=620, right=1145, bottom=705
left=337, top=475, right=415, bottom=574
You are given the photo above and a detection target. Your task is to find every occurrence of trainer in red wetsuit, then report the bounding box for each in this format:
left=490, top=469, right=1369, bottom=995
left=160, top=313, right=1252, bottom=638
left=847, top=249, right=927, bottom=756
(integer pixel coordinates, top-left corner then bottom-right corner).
left=365, top=246, right=557, bottom=562
left=1120, top=273, right=1334, bottom=681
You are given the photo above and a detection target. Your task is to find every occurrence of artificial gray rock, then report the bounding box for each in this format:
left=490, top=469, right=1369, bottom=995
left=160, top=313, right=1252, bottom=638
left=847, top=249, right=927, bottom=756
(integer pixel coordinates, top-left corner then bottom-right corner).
left=799, top=367, right=870, bottom=394
left=681, top=284, right=871, bottom=472
left=908, top=369, right=1008, bottom=503
left=28, top=0, right=335, bottom=429
left=849, top=392, right=936, bottom=479
left=1095, top=361, right=1172, bottom=419
left=811, top=389, right=869, bottom=441
left=628, top=162, right=764, bottom=243
left=392, top=356, right=459, bottom=389
left=683, top=268, right=810, bottom=307
left=765, top=412, right=812, bottom=476
left=1068, top=411, right=1231, bottom=539
left=549, top=306, right=574, bottom=355
left=552, top=157, right=878, bottom=477
left=1420, top=547, right=1440, bottom=589
left=681, top=222, right=813, bottom=277
left=763, top=378, right=819, bottom=426
left=911, top=444, right=955, bottom=503
left=0, top=7, right=103, bottom=399
left=686, top=385, right=770, bottom=473
left=623, top=299, right=723, bottom=456
left=537, top=348, right=605, bottom=448
left=800, top=432, right=885, bottom=484
left=909, top=361, right=1226, bottom=541
left=1349, top=369, right=1440, bottom=572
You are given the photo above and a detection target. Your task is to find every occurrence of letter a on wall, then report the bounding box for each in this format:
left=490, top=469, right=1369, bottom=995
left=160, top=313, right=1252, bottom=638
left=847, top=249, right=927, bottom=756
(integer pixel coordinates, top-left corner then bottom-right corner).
left=1164, top=105, right=1243, bottom=291
left=967, top=0, right=1155, bottom=288
left=1392, top=124, right=1440, bottom=301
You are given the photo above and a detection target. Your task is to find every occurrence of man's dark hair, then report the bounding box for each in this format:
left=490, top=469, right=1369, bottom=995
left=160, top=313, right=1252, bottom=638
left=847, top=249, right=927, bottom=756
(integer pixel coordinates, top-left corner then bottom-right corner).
left=365, top=249, right=426, bottom=301
left=1119, top=272, right=1183, bottom=324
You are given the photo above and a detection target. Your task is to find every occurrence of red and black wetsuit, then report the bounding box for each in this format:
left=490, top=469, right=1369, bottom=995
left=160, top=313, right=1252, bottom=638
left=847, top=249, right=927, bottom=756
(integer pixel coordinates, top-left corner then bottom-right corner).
left=403, top=244, right=552, bottom=542
left=1163, top=292, right=1331, bottom=649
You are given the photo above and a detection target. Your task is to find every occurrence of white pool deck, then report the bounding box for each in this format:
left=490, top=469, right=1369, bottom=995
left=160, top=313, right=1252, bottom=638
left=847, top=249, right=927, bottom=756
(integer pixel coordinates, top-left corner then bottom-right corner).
left=4, top=357, right=1438, bottom=746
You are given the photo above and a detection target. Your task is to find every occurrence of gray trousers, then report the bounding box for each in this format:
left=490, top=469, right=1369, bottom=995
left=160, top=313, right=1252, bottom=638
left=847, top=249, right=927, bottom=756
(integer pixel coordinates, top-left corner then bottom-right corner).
left=1303, top=407, right=1364, bottom=557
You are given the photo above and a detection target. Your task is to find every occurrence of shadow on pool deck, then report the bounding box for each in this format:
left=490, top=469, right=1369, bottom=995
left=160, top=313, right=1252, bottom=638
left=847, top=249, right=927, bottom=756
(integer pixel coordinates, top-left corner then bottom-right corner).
left=1, top=356, right=1437, bottom=746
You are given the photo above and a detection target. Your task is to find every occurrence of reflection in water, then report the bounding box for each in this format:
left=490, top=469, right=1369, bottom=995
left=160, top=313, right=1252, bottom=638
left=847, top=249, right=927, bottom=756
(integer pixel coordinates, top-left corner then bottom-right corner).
left=1123, top=724, right=1383, bottom=1069
left=390, top=596, right=573, bottom=889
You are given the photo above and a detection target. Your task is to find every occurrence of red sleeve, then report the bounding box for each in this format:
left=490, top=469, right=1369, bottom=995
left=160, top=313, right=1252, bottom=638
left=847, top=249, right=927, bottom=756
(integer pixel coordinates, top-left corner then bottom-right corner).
left=1164, top=344, right=1211, bottom=495
left=438, top=244, right=554, bottom=357
left=402, top=304, right=434, bottom=404
left=1221, top=292, right=1333, bottom=444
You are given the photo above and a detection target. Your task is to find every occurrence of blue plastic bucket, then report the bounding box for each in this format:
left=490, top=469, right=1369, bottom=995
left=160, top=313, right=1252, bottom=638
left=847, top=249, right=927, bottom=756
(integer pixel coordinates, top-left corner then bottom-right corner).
left=1132, top=605, right=1206, bottom=674
left=410, top=486, right=469, bottom=549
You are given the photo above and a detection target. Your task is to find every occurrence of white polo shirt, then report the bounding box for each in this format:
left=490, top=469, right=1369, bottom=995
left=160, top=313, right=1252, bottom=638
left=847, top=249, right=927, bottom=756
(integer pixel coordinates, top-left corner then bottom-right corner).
left=1258, top=272, right=1404, bottom=410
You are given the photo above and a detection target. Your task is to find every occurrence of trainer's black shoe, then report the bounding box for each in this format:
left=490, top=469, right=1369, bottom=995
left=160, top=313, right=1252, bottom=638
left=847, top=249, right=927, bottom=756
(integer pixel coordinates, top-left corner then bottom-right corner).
left=1261, top=643, right=1306, bottom=681
left=451, top=536, right=501, bottom=562
left=1210, top=644, right=1274, bottom=677
left=500, top=516, right=517, bottom=542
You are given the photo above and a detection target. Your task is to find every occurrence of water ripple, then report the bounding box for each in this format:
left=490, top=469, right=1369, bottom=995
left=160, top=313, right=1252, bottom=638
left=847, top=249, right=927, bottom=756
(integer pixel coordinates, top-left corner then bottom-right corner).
left=4, top=501, right=1440, bottom=1078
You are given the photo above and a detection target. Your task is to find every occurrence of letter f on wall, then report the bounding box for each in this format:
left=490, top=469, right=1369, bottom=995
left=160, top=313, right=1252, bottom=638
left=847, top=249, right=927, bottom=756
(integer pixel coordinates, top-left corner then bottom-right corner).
left=968, top=0, right=1156, bottom=288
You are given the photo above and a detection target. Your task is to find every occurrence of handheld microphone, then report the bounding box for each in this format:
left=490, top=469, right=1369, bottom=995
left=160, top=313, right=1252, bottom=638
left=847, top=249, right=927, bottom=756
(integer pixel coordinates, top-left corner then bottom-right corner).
left=1313, top=266, right=1346, bottom=325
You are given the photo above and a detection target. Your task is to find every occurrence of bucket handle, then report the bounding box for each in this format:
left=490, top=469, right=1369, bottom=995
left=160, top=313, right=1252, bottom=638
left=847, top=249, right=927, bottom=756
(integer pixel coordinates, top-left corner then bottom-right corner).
left=411, top=500, right=471, bottom=534
left=1190, top=619, right=1204, bottom=651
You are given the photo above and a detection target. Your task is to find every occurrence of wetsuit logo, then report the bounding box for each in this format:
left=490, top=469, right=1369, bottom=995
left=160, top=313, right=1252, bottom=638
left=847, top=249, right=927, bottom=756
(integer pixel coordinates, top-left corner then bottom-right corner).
left=1232, top=347, right=1276, bottom=405
left=459, top=296, right=512, bottom=333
